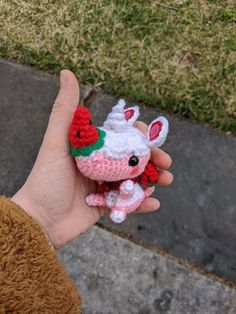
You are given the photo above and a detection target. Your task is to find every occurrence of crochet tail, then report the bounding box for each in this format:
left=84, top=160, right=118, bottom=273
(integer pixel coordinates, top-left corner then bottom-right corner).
left=139, top=160, right=159, bottom=187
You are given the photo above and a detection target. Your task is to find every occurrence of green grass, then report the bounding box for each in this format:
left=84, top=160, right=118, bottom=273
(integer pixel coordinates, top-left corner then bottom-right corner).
left=0, top=0, right=235, bottom=133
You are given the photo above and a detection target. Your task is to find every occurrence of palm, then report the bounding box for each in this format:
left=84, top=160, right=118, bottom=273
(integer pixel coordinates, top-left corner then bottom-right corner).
left=54, top=154, right=101, bottom=234
left=26, top=147, right=100, bottom=247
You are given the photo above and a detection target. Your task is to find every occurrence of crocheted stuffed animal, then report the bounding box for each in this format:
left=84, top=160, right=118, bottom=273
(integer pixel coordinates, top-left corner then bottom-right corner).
left=69, top=99, right=169, bottom=223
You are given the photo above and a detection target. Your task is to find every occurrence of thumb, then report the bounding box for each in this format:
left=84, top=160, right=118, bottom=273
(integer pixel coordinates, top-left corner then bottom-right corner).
left=42, top=70, right=80, bottom=152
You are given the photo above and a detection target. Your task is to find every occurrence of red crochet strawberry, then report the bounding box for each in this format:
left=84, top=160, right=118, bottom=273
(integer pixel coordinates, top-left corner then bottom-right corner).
left=139, top=161, right=159, bottom=186
left=69, top=106, right=99, bottom=149
left=69, top=106, right=106, bottom=157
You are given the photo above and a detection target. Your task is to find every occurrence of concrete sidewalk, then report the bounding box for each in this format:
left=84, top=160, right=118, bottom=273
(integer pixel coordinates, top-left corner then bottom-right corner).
left=0, top=58, right=236, bottom=313
left=59, top=226, right=236, bottom=314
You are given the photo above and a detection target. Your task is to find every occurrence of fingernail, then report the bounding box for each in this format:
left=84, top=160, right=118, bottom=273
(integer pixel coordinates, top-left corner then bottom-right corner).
left=168, top=172, right=174, bottom=185
left=154, top=199, right=160, bottom=210
left=60, top=70, right=68, bottom=88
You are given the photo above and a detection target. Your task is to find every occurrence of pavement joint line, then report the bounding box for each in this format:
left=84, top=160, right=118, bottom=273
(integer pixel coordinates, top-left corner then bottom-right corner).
left=83, top=88, right=97, bottom=107
left=0, top=57, right=231, bottom=136
left=96, top=222, right=236, bottom=290
left=83, top=86, right=232, bottom=137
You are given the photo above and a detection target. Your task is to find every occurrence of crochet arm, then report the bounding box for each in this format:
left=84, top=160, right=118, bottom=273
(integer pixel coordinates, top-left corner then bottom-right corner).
left=0, top=196, right=81, bottom=313
left=86, top=193, right=106, bottom=206
left=119, top=180, right=135, bottom=199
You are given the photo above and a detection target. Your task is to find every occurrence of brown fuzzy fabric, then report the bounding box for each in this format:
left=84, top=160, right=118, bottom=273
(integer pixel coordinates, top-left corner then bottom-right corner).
left=0, top=196, right=81, bottom=313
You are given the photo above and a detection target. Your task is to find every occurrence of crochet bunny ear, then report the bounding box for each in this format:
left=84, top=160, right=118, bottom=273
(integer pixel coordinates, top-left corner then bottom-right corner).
left=124, top=106, right=140, bottom=125
left=146, top=116, right=169, bottom=148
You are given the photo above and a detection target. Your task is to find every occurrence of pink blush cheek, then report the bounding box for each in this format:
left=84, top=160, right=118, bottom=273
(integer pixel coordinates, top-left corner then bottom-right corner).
left=130, top=167, right=139, bottom=176
left=129, top=154, right=150, bottom=178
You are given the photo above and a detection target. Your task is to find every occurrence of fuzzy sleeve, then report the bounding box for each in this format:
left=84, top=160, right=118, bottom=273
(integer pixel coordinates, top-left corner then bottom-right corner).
left=0, top=196, right=81, bottom=313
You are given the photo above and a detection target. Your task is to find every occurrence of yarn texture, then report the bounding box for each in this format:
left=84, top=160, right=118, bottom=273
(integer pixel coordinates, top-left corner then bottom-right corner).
left=69, top=99, right=169, bottom=223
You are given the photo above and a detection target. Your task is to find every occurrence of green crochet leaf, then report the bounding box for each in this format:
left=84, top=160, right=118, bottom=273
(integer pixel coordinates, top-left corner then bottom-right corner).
left=71, top=128, right=106, bottom=157
left=140, top=182, right=156, bottom=188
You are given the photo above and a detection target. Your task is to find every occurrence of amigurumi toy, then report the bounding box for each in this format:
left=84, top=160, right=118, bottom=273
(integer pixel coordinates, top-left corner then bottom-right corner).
left=69, top=99, right=169, bottom=223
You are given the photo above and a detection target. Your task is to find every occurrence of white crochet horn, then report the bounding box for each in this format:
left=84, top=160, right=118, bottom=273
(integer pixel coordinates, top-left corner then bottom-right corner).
left=103, top=99, right=128, bottom=131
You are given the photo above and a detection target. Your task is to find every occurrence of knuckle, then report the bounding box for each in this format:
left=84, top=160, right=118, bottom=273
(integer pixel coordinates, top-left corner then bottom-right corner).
left=52, top=101, right=64, bottom=112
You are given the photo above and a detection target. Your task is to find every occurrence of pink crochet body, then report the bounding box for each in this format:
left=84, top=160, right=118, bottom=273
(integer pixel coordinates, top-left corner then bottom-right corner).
left=86, top=182, right=155, bottom=223
left=70, top=99, right=169, bottom=223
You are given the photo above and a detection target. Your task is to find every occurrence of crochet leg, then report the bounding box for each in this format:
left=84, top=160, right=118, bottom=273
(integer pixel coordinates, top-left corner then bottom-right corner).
left=86, top=193, right=106, bottom=207
left=144, top=186, right=155, bottom=198
left=110, top=208, right=127, bottom=224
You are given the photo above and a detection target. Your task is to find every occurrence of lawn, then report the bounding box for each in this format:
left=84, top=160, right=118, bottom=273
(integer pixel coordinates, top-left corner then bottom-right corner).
left=0, top=0, right=235, bottom=133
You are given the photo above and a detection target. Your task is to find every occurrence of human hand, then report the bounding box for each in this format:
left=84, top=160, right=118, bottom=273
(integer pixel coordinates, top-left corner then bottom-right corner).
left=12, top=70, right=173, bottom=248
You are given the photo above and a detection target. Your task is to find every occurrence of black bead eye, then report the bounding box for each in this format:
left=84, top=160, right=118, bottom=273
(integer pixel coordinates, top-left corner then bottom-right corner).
left=77, top=131, right=80, bottom=138
left=129, top=155, right=139, bottom=167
